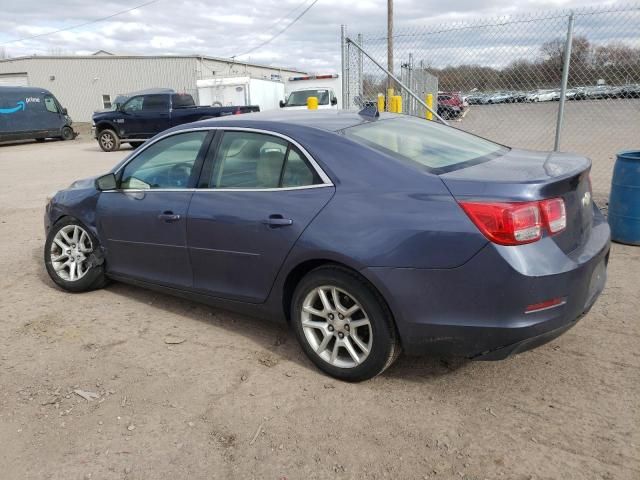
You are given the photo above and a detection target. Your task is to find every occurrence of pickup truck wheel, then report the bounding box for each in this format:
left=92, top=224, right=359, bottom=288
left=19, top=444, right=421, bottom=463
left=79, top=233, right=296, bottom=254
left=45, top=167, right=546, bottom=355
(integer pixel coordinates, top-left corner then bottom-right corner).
left=61, top=126, right=75, bottom=141
left=129, top=141, right=144, bottom=149
left=98, top=129, right=120, bottom=152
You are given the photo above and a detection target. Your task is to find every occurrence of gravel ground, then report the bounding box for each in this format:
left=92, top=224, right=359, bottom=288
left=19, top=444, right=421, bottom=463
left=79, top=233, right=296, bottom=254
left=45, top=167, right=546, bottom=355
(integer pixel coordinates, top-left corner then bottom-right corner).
left=0, top=138, right=638, bottom=480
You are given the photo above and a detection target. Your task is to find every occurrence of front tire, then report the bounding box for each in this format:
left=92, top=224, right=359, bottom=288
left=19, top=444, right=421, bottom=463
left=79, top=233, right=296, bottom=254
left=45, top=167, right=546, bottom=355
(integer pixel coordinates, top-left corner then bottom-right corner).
left=44, top=218, right=108, bottom=293
left=291, top=266, right=400, bottom=382
left=98, top=129, right=120, bottom=152
left=129, top=141, right=144, bottom=149
left=61, top=126, right=75, bottom=141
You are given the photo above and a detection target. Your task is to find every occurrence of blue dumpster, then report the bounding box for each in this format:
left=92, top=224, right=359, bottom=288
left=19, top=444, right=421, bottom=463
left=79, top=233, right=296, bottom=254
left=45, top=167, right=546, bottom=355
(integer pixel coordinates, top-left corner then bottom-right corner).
left=608, top=150, right=640, bottom=245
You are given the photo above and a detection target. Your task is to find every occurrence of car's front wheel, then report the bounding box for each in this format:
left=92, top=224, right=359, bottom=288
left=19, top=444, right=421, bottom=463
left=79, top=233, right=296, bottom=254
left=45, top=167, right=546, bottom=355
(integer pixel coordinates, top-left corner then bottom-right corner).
left=291, top=266, right=400, bottom=382
left=44, top=218, right=108, bottom=292
left=98, top=129, right=120, bottom=152
left=61, top=126, right=75, bottom=141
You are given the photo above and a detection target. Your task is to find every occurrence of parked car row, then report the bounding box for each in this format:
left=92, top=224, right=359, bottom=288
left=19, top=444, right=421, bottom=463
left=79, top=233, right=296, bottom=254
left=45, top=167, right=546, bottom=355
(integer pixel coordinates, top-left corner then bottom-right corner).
left=465, top=84, right=640, bottom=105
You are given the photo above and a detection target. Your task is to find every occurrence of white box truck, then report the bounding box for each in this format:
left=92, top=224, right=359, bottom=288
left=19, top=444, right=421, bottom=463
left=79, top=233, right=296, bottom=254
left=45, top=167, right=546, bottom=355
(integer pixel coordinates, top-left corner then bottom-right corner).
left=197, top=76, right=285, bottom=111
left=281, top=74, right=342, bottom=110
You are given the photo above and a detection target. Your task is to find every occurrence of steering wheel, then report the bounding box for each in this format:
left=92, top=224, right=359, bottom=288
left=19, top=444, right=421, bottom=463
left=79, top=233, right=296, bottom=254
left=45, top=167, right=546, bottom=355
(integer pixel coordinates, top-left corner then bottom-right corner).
left=167, top=163, right=192, bottom=187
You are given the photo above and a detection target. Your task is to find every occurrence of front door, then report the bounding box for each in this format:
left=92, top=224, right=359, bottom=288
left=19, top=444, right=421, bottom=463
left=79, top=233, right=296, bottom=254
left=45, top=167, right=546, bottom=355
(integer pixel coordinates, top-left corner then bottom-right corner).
left=96, top=130, right=212, bottom=288
left=187, top=130, right=334, bottom=303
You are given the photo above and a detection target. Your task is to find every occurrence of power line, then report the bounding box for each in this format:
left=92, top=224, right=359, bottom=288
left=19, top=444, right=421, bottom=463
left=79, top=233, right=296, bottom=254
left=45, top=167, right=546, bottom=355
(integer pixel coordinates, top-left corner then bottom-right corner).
left=263, top=0, right=313, bottom=32
left=0, top=0, right=161, bottom=46
left=233, top=0, right=319, bottom=59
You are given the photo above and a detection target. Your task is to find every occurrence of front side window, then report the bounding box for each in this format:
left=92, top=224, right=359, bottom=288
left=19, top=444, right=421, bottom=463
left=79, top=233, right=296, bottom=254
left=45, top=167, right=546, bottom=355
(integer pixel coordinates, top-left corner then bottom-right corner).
left=343, top=116, right=507, bottom=173
left=123, top=96, right=143, bottom=113
left=120, top=131, right=208, bottom=189
left=210, top=131, right=321, bottom=189
left=44, top=96, right=58, bottom=113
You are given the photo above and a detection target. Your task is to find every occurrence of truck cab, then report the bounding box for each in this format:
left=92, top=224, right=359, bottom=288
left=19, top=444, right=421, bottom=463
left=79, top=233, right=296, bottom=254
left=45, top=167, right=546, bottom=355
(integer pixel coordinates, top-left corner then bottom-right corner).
left=281, top=74, right=342, bottom=110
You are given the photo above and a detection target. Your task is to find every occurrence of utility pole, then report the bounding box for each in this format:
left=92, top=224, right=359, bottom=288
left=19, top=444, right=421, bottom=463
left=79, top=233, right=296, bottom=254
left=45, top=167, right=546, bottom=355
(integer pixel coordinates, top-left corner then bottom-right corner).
left=387, top=0, right=393, bottom=89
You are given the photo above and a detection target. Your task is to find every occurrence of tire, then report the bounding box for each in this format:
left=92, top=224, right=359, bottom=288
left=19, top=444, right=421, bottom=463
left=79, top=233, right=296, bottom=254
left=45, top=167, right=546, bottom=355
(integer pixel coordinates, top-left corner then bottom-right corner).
left=35, top=138, right=46, bottom=142
left=98, top=129, right=120, bottom=152
left=61, top=126, right=75, bottom=141
left=44, top=218, right=108, bottom=293
left=129, top=141, right=144, bottom=148
left=291, top=266, right=400, bottom=382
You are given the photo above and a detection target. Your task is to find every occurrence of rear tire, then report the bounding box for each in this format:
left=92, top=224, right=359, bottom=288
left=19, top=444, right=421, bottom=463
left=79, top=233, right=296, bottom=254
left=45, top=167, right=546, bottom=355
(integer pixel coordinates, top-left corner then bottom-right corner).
left=98, top=129, right=120, bottom=152
left=61, top=126, right=75, bottom=141
left=129, top=141, right=144, bottom=148
left=44, top=218, right=108, bottom=293
left=291, top=266, right=400, bottom=382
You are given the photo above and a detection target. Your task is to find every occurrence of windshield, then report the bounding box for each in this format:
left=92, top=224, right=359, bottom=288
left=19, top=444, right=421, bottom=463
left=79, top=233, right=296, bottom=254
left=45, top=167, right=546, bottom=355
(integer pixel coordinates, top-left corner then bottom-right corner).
left=285, top=89, right=330, bottom=107
left=342, top=116, right=508, bottom=173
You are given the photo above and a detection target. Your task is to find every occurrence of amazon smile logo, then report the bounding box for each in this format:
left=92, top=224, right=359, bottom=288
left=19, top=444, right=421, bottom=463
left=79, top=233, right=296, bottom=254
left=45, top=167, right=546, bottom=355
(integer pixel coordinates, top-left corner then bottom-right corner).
left=0, top=100, right=26, bottom=114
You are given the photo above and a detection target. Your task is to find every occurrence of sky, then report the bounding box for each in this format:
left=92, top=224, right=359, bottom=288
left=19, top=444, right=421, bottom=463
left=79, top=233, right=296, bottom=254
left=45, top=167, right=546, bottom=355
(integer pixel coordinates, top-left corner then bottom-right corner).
left=0, top=0, right=637, bottom=72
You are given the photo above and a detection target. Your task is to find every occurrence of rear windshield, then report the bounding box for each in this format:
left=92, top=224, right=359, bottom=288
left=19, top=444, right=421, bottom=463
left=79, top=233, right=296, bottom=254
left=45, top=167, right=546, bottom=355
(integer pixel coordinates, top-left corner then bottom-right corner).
left=343, top=116, right=508, bottom=173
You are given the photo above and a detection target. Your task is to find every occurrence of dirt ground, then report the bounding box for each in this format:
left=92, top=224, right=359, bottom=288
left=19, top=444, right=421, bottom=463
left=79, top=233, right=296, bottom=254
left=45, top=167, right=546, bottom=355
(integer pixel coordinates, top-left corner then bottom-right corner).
left=0, top=137, right=638, bottom=480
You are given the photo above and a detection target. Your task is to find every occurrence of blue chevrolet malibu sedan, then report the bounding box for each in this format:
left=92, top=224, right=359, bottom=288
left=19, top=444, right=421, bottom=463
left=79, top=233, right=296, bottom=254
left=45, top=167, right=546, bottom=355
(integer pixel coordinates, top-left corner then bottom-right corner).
left=44, top=110, right=610, bottom=381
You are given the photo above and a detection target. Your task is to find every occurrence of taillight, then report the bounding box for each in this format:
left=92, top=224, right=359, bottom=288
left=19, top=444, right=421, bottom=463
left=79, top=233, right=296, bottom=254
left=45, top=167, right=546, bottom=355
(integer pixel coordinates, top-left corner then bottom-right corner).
left=540, top=198, right=566, bottom=233
left=459, top=201, right=542, bottom=245
left=460, top=197, right=566, bottom=245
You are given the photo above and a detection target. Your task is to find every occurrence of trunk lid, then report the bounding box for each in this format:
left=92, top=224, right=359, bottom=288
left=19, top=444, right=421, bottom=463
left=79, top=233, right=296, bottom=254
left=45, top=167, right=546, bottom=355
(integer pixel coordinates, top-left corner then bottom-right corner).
left=441, top=148, right=593, bottom=253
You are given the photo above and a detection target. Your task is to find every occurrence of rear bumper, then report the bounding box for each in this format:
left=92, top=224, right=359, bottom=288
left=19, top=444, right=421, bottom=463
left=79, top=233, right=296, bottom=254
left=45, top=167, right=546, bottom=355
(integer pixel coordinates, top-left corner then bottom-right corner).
left=362, top=211, right=611, bottom=358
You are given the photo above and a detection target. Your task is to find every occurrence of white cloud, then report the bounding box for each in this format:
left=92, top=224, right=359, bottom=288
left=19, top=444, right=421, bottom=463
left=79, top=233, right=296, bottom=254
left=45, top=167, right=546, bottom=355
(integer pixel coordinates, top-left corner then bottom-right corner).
left=0, top=0, right=636, bottom=73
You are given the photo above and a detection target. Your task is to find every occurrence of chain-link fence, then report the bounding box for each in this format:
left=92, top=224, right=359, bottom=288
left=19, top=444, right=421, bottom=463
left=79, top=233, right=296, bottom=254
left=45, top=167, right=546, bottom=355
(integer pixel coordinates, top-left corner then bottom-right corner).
left=342, top=4, right=640, bottom=201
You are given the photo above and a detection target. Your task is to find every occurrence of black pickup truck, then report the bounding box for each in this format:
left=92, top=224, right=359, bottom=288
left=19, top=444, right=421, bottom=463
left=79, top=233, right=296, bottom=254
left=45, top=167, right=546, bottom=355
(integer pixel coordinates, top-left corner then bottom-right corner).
left=92, top=90, right=259, bottom=151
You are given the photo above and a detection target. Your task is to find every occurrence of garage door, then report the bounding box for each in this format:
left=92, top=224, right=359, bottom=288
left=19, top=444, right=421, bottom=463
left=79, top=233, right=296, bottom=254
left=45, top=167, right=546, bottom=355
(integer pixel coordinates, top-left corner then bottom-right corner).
left=0, top=73, right=29, bottom=86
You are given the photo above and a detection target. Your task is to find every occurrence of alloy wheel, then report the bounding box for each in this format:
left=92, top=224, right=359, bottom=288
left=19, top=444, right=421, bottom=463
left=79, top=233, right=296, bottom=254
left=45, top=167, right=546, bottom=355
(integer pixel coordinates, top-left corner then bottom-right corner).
left=301, top=285, right=373, bottom=368
left=50, top=224, right=94, bottom=282
left=100, top=132, right=114, bottom=150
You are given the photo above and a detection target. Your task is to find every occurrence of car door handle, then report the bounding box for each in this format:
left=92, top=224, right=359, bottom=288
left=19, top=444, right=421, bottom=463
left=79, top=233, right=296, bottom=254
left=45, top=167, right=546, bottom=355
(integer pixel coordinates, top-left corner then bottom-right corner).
left=263, top=215, right=293, bottom=227
left=158, top=211, right=181, bottom=222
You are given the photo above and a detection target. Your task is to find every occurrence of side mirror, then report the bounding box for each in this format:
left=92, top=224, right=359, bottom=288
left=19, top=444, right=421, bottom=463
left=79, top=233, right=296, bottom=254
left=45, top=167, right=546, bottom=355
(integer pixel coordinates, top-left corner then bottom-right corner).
left=279, top=100, right=285, bottom=108
left=61, top=108, right=68, bottom=115
left=331, top=97, right=338, bottom=106
left=95, top=173, right=117, bottom=191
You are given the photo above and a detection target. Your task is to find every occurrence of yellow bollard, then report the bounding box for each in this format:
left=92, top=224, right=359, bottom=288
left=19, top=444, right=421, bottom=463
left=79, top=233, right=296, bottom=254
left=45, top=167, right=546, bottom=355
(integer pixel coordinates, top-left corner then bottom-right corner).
left=393, top=95, right=403, bottom=114
left=426, top=93, right=433, bottom=120
left=307, top=96, right=318, bottom=110
left=377, top=93, right=385, bottom=112
left=386, top=88, right=394, bottom=111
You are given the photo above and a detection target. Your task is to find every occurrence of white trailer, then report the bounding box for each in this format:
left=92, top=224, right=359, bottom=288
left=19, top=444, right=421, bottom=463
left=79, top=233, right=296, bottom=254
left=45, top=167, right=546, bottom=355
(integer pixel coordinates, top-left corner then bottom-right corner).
left=197, top=76, right=285, bottom=111
left=281, top=74, right=342, bottom=110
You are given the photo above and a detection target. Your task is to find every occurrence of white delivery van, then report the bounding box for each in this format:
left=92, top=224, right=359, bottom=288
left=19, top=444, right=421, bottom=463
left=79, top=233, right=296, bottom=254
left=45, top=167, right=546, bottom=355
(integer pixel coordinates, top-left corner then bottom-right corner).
left=197, top=76, right=285, bottom=111
left=281, top=74, right=342, bottom=110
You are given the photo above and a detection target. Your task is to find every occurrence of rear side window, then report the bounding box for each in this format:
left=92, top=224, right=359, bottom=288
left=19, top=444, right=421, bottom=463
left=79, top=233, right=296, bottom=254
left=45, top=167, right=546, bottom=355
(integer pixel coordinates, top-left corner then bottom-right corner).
left=343, top=116, right=507, bottom=173
left=172, top=94, right=195, bottom=108
left=210, top=131, right=321, bottom=189
left=143, top=94, right=170, bottom=111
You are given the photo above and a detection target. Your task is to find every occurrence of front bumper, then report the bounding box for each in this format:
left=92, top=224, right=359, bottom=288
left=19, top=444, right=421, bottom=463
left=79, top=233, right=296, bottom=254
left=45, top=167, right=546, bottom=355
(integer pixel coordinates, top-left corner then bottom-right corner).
left=362, top=212, right=611, bottom=359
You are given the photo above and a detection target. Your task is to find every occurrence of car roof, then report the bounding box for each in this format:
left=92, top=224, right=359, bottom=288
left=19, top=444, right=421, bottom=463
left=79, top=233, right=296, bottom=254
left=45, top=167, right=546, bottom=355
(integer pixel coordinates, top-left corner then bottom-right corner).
left=190, top=109, right=403, bottom=133
left=0, top=86, right=53, bottom=95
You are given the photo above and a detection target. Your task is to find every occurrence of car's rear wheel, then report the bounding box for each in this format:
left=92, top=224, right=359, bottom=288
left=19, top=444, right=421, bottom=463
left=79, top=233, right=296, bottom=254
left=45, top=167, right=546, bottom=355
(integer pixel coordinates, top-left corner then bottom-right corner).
left=44, top=218, right=108, bottom=292
left=291, top=266, right=400, bottom=382
left=98, top=129, right=120, bottom=152
left=129, top=141, right=144, bottom=148
left=61, top=126, right=75, bottom=141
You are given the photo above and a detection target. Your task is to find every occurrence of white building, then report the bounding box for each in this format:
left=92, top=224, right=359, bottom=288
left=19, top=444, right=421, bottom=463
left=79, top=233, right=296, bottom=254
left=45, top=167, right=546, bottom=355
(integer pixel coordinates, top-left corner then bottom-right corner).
left=0, top=52, right=304, bottom=122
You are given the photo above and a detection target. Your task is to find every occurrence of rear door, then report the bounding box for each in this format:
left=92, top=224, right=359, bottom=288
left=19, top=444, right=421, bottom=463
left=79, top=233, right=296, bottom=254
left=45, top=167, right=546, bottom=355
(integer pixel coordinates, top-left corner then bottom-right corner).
left=120, top=94, right=170, bottom=138
left=187, top=129, right=334, bottom=303
left=96, top=130, right=213, bottom=288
